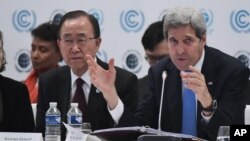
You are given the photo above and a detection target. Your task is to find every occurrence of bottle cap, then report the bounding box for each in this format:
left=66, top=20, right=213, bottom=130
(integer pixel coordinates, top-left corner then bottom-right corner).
left=71, top=103, right=78, bottom=107
left=49, top=102, right=57, bottom=107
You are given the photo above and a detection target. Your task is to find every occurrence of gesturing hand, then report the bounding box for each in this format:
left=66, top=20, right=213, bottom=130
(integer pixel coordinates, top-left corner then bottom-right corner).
left=86, top=55, right=118, bottom=109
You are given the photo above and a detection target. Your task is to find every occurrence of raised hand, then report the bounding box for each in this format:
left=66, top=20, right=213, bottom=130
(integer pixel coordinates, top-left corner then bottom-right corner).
left=181, top=66, right=212, bottom=110
left=86, top=54, right=119, bottom=109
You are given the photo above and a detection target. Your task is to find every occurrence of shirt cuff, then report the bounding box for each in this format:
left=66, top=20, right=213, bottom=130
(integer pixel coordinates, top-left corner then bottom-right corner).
left=108, top=98, right=124, bottom=125
left=201, top=111, right=214, bottom=124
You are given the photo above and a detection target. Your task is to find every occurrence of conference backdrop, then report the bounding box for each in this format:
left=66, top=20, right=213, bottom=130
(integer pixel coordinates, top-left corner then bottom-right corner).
left=0, top=0, right=249, bottom=81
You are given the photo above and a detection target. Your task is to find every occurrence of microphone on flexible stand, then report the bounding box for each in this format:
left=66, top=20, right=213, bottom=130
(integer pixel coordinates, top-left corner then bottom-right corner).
left=158, top=71, right=167, bottom=135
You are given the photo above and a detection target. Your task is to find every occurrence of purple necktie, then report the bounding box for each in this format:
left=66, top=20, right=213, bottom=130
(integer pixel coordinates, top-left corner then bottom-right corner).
left=73, top=78, right=87, bottom=121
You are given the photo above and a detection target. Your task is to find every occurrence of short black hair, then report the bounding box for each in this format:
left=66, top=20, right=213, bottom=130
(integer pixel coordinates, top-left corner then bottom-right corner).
left=31, top=22, right=59, bottom=50
left=58, top=10, right=100, bottom=39
left=31, top=22, right=62, bottom=61
left=141, top=21, right=164, bottom=51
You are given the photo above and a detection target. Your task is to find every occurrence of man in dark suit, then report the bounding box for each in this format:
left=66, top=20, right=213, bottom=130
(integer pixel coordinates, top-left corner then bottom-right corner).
left=0, top=30, right=34, bottom=132
left=144, top=6, right=249, bottom=140
left=87, top=6, right=250, bottom=141
left=35, top=10, right=138, bottom=140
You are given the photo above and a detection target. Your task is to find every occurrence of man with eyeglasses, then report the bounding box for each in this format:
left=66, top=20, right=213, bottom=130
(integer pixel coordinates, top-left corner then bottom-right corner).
left=139, top=21, right=169, bottom=102
left=35, top=10, right=138, bottom=141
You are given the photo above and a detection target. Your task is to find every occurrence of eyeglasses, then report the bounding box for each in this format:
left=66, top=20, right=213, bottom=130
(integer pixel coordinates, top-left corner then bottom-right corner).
left=61, top=37, right=96, bottom=47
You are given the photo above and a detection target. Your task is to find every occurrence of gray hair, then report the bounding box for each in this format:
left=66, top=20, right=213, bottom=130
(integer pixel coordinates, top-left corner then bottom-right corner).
left=163, top=6, right=207, bottom=39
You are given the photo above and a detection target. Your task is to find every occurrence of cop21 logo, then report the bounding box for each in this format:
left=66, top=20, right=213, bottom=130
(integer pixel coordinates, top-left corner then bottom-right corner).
left=230, top=10, right=250, bottom=33
left=235, top=50, right=250, bottom=69
left=88, top=9, right=104, bottom=26
left=120, top=10, right=144, bottom=32
left=201, top=9, right=213, bottom=34
left=122, top=50, right=142, bottom=73
left=15, top=49, right=32, bottom=72
left=12, top=9, right=36, bottom=32
left=50, top=9, right=66, bottom=25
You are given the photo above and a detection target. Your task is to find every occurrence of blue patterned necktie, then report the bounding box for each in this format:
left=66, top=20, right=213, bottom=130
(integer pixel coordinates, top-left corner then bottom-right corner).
left=181, top=85, right=197, bottom=136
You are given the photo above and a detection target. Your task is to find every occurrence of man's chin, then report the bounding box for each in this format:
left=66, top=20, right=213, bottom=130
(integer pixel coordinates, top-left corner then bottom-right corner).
left=176, top=64, right=189, bottom=71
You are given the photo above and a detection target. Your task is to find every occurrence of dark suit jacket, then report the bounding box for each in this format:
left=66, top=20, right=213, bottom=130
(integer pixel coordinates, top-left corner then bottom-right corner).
left=0, top=75, right=34, bottom=132
left=35, top=58, right=138, bottom=140
left=138, top=75, right=151, bottom=102
left=141, top=46, right=250, bottom=140
left=244, top=80, right=250, bottom=104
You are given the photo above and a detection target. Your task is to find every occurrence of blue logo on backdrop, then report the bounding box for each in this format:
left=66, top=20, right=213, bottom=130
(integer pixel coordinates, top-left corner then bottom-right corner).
left=15, top=49, right=32, bottom=72
left=88, top=9, right=104, bottom=26
left=120, top=10, right=144, bottom=32
left=122, top=50, right=142, bottom=73
left=230, top=10, right=250, bottom=33
left=50, top=9, right=66, bottom=25
left=12, top=10, right=36, bottom=32
left=201, top=9, right=213, bottom=34
left=96, top=49, right=108, bottom=62
left=235, top=50, right=250, bottom=69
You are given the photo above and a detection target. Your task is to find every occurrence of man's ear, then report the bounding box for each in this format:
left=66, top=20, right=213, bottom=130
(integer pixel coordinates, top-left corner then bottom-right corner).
left=95, top=37, right=102, bottom=51
left=201, top=35, right=206, bottom=46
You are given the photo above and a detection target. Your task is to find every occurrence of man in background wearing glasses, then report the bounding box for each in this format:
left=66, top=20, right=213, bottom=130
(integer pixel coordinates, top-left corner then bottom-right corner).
left=139, top=20, right=169, bottom=102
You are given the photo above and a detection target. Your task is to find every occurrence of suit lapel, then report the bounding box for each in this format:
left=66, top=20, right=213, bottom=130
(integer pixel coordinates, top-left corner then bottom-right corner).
left=201, top=47, right=217, bottom=99
left=164, top=62, right=182, bottom=131
left=57, top=66, right=71, bottom=122
left=86, top=58, right=108, bottom=122
left=87, top=85, right=104, bottom=121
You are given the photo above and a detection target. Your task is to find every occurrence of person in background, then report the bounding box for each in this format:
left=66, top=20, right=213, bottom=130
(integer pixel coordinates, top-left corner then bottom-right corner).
left=24, top=22, right=62, bottom=103
left=35, top=10, right=138, bottom=140
left=0, top=30, right=35, bottom=132
left=139, top=20, right=169, bottom=101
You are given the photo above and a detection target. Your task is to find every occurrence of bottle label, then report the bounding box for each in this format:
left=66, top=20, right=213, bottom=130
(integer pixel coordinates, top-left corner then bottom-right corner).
left=46, top=115, right=61, bottom=125
left=68, top=115, right=82, bottom=124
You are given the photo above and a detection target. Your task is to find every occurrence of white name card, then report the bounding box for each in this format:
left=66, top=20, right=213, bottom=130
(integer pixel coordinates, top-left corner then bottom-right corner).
left=0, top=132, right=43, bottom=141
left=66, top=132, right=87, bottom=141
left=63, top=122, right=88, bottom=141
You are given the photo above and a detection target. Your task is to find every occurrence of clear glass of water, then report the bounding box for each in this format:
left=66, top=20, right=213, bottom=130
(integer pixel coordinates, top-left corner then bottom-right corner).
left=81, top=122, right=92, bottom=134
left=217, top=126, right=230, bottom=141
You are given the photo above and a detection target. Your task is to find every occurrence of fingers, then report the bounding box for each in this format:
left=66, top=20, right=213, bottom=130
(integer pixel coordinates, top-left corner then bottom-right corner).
left=181, top=65, right=206, bottom=92
left=108, top=58, right=116, bottom=73
left=86, top=54, right=96, bottom=69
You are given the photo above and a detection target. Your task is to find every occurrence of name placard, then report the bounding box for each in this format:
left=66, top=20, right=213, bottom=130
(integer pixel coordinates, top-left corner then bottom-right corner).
left=0, top=132, right=43, bottom=141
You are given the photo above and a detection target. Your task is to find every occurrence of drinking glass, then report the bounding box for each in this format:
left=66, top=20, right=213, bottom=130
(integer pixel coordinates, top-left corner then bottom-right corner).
left=81, top=122, right=92, bottom=134
left=217, top=126, right=230, bottom=141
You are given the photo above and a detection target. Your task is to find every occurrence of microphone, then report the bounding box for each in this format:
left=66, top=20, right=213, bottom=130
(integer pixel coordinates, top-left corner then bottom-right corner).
left=158, top=71, right=167, bottom=134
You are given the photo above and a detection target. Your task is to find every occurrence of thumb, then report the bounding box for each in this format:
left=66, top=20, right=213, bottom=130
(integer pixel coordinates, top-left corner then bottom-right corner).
left=108, top=58, right=115, bottom=72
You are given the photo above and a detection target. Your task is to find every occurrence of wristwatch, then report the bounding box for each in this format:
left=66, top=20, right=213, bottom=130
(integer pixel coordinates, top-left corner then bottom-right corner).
left=202, top=99, right=217, bottom=112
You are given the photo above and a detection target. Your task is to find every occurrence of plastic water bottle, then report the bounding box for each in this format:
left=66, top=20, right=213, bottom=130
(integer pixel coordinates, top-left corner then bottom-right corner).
left=45, top=102, right=61, bottom=141
left=245, top=105, right=250, bottom=125
left=67, top=103, right=82, bottom=129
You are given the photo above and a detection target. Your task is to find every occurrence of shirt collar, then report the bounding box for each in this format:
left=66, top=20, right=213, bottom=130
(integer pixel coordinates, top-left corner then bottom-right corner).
left=71, top=69, right=91, bottom=87
left=70, top=57, right=97, bottom=87
left=194, top=48, right=205, bottom=71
